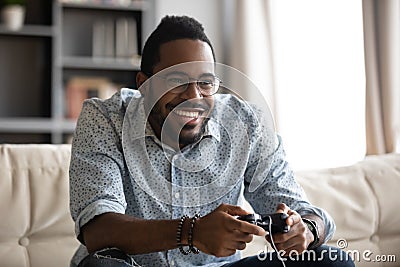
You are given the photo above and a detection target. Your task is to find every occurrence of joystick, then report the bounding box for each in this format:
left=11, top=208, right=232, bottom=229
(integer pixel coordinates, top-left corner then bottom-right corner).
left=237, top=213, right=290, bottom=234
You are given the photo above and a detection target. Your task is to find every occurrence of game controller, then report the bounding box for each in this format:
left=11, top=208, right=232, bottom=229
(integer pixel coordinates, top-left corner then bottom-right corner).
left=237, top=213, right=290, bottom=234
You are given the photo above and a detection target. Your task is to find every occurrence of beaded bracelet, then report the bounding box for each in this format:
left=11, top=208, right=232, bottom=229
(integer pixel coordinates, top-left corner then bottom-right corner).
left=188, top=214, right=200, bottom=254
left=177, top=215, right=190, bottom=255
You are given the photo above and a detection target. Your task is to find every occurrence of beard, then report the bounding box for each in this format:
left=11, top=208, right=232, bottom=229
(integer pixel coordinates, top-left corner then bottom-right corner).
left=177, top=118, right=209, bottom=146
left=149, top=100, right=210, bottom=148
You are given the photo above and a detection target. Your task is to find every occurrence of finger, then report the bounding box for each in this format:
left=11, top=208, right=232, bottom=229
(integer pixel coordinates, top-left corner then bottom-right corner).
left=276, top=203, right=290, bottom=214
left=275, top=236, right=298, bottom=251
left=267, top=233, right=285, bottom=244
left=233, top=230, right=254, bottom=243
left=236, top=221, right=266, bottom=236
left=226, top=240, right=247, bottom=251
left=287, top=212, right=301, bottom=226
left=287, top=209, right=297, bottom=215
left=235, top=241, right=247, bottom=251
left=217, top=204, right=250, bottom=216
left=266, top=231, right=296, bottom=244
left=265, top=233, right=271, bottom=243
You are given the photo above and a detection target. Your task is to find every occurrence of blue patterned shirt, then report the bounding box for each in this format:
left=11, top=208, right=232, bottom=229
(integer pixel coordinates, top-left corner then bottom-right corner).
left=69, top=88, right=335, bottom=267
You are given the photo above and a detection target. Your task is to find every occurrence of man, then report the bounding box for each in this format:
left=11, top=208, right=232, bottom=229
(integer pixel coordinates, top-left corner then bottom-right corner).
left=69, top=15, right=354, bottom=267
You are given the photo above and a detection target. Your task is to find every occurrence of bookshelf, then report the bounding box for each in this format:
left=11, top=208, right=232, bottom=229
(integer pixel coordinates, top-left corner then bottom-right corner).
left=0, top=0, right=148, bottom=144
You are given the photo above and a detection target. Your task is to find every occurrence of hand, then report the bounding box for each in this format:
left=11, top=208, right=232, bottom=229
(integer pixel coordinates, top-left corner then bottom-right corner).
left=193, top=203, right=266, bottom=257
left=266, top=203, right=314, bottom=256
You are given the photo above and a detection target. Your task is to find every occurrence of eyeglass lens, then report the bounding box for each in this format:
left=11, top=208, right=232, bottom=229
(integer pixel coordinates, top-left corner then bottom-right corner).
left=164, top=73, right=220, bottom=96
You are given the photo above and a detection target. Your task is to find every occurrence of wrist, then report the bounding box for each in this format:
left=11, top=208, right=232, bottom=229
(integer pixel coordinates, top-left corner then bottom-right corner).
left=176, top=215, right=190, bottom=255
left=305, top=224, right=315, bottom=246
left=176, top=214, right=201, bottom=255
left=180, top=218, right=190, bottom=246
left=302, top=218, right=320, bottom=249
left=192, top=216, right=202, bottom=248
left=188, top=214, right=200, bottom=254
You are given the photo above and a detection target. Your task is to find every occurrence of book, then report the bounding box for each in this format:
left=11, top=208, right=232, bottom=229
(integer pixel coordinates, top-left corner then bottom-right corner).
left=66, top=77, right=118, bottom=119
left=104, top=18, right=115, bottom=57
left=92, top=20, right=105, bottom=58
left=92, top=18, right=115, bottom=58
left=127, top=17, right=138, bottom=57
left=116, top=17, right=138, bottom=58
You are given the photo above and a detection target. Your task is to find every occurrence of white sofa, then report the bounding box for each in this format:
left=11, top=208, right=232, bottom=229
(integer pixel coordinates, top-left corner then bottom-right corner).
left=0, top=144, right=399, bottom=267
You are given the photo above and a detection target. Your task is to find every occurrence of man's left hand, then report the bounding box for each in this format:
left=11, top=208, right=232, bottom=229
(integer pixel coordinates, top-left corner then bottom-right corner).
left=265, top=203, right=314, bottom=255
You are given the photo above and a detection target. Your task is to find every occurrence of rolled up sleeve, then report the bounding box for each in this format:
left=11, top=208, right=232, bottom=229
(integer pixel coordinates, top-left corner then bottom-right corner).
left=69, top=99, right=127, bottom=241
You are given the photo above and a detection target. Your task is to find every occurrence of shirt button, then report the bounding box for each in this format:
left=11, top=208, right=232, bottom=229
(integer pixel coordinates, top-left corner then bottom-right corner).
left=170, top=260, right=175, bottom=266
left=174, top=192, right=180, bottom=199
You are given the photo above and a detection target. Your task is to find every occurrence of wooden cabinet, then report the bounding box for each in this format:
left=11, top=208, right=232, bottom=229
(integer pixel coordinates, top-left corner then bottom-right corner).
left=0, top=0, right=147, bottom=143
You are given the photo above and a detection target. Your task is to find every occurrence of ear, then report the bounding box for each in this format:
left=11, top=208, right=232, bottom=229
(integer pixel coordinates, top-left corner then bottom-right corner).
left=136, top=71, right=149, bottom=92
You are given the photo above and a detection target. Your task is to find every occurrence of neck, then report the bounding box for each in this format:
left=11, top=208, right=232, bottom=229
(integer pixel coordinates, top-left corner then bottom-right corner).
left=148, top=117, right=183, bottom=151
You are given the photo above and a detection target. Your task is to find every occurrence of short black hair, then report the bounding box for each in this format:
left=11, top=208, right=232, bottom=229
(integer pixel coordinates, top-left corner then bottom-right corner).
left=140, top=15, right=216, bottom=75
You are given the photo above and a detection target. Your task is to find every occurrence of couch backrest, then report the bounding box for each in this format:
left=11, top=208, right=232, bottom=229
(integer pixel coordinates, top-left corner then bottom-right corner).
left=0, top=144, right=79, bottom=267
left=296, top=153, right=400, bottom=267
left=1, top=144, right=399, bottom=267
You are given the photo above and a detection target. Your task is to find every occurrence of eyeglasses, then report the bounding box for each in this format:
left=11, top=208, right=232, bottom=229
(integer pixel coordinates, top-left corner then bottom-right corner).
left=153, top=72, right=222, bottom=96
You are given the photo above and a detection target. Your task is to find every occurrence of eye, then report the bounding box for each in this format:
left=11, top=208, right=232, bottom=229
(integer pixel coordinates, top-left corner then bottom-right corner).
left=198, top=80, right=212, bottom=88
left=198, top=76, right=215, bottom=88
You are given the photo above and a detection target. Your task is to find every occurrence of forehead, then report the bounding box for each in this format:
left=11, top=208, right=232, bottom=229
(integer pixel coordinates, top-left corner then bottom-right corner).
left=153, top=39, right=214, bottom=76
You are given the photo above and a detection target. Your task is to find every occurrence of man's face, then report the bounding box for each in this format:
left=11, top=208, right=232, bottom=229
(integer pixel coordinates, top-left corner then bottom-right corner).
left=144, top=39, right=215, bottom=149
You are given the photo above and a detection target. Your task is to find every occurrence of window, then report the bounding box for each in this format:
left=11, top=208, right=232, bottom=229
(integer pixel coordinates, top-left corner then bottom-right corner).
left=271, top=0, right=366, bottom=170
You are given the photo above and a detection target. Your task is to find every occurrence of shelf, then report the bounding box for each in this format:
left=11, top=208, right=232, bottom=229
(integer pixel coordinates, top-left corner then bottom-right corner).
left=62, top=56, right=141, bottom=71
left=60, top=1, right=148, bottom=11
left=0, top=118, right=76, bottom=133
left=0, top=25, right=53, bottom=37
left=0, top=1, right=146, bottom=144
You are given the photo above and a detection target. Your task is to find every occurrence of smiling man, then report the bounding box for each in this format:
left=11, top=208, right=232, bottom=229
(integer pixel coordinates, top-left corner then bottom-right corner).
left=69, top=16, right=354, bottom=267
left=139, top=40, right=216, bottom=149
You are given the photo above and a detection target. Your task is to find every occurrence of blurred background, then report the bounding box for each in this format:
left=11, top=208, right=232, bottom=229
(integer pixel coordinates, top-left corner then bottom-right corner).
left=0, top=0, right=398, bottom=171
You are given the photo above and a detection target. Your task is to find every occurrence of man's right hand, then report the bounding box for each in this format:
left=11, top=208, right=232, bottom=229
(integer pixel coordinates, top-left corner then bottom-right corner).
left=193, top=204, right=266, bottom=257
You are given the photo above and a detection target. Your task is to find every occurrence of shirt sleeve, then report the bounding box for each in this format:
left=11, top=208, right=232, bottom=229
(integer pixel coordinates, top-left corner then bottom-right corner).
left=69, top=98, right=127, bottom=242
left=244, top=134, right=336, bottom=243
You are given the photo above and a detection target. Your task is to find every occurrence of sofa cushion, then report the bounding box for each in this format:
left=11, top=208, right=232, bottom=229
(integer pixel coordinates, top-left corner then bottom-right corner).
left=360, top=154, right=400, bottom=266
left=297, top=164, right=377, bottom=241
left=0, top=144, right=79, bottom=267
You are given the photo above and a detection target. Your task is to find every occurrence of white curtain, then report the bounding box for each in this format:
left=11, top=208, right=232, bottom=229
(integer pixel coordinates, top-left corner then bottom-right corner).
left=363, top=0, right=400, bottom=155
left=225, top=0, right=366, bottom=170
left=223, top=0, right=276, bottom=119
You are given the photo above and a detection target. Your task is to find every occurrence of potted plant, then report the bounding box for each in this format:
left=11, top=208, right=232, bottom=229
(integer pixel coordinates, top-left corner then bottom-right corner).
left=1, top=0, right=27, bottom=31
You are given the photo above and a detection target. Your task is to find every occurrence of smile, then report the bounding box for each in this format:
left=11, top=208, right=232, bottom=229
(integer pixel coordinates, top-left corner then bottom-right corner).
left=173, top=109, right=200, bottom=118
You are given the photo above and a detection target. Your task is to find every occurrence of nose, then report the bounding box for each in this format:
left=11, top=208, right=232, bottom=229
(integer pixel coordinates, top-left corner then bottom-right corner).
left=180, top=82, right=202, bottom=99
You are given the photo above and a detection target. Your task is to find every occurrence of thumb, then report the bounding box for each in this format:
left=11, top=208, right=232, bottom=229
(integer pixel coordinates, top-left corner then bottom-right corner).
left=276, top=203, right=290, bottom=214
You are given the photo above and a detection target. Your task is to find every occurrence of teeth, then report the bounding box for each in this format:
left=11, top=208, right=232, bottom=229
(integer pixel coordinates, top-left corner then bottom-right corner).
left=173, top=109, right=199, bottom=118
